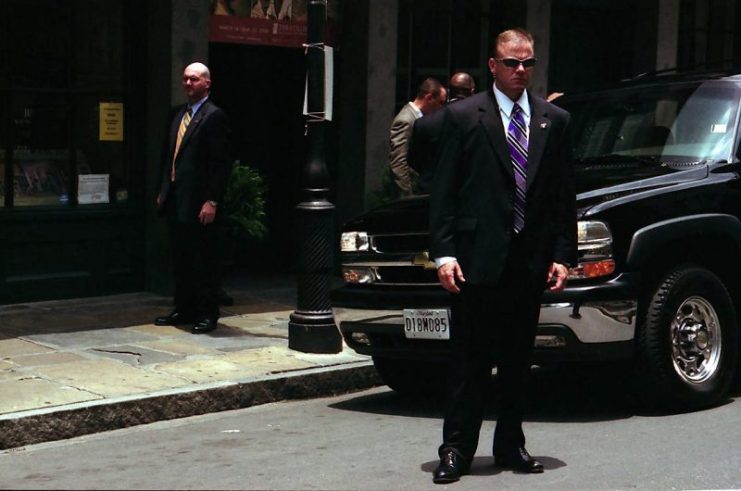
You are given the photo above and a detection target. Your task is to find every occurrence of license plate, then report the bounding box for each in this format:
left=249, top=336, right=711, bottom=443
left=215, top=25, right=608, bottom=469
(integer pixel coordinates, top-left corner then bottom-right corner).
left=403, top=309, right=450, bottom=340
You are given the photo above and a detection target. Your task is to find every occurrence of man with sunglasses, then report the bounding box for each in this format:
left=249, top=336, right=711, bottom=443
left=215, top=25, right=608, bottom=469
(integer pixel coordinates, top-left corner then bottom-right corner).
left=430, top=29, right=576, bottom=484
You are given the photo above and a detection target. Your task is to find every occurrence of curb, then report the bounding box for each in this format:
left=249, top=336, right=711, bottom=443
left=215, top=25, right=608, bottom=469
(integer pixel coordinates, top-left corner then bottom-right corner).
left=0, top=362, right=380, bottom=450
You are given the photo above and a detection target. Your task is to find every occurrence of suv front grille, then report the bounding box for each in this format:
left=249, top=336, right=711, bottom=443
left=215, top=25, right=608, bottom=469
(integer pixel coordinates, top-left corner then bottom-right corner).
left=375, top=266, right=438, bottom=285
left=342, top=233, right=437, bottom=286
left=371, top=233, right=429, bottom=254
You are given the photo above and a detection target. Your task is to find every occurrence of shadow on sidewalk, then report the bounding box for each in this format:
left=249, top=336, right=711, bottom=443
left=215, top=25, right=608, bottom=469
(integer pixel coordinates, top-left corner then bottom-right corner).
left=0, top=273, right=297, bottom=340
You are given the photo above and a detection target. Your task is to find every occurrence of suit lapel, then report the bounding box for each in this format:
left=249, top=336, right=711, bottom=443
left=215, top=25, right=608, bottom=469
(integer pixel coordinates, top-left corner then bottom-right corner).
left=525, top=96, right=552, bottom=192
left=171, top=100, right=212, bottom=169
left=479, top=91, right=514, bottom=179
left=179, top=100, right=210, bottom=150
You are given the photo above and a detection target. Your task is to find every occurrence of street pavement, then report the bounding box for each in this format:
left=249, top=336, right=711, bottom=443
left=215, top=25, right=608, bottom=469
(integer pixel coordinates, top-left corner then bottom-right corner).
left=0, top=276, right=378, bottom=450
left=3, top=382, right=741, bottom=490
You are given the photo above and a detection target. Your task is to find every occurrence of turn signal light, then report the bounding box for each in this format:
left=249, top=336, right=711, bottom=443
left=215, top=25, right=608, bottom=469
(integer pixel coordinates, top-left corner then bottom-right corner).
left=342, top=267, right=376, bottom=284
left=568, top=259, right=616, bottom=280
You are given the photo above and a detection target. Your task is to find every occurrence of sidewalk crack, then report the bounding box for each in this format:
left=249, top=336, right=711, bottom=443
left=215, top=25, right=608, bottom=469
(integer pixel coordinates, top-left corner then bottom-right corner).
left=91, top=348, right=143, bottom=364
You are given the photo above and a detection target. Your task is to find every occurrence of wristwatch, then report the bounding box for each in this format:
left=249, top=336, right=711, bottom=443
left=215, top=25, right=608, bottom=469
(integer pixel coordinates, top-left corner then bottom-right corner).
left=207, top=200, right=218, bottom=207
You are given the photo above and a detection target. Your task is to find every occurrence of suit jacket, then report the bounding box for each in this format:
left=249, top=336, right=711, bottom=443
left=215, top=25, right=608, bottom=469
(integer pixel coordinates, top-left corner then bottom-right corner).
left=157, top=99, right=232, bottom=224
left=430, top=89, right=577, bottom=286
left=389, top=103, right=421, bottom=196
left=408, top=105, right=448, bottom=194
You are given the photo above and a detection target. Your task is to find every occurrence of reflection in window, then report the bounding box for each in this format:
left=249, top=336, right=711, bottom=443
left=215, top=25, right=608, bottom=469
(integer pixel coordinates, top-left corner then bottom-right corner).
left=563, top=83, right=739, bottom=164
left=0, top=0, right=128, bottom=209
left=12, top=98, right=70, bottom=207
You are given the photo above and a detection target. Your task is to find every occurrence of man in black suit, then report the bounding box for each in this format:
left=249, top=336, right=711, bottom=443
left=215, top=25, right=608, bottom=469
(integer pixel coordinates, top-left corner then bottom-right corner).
left=408, top=72, right=476, bottom=193
left=430, top=29, right=577, bottom=484
left=154, top=62, right=232, bottom=334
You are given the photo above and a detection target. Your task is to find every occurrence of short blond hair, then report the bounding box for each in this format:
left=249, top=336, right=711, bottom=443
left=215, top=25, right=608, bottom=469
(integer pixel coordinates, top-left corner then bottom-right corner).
left=493, top=28, right=534, bottom=57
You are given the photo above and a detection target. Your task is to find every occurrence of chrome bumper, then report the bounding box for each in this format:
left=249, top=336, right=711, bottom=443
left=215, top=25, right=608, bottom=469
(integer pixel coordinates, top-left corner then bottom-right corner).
left=333, top=300, right=636, bottom=344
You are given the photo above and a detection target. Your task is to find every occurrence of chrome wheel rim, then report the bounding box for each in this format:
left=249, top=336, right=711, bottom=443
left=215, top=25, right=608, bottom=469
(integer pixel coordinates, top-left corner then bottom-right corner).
left=671, top=296, right=722, bottom=384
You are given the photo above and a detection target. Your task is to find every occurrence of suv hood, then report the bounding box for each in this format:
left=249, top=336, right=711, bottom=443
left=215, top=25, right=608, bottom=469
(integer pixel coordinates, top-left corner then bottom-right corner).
left=343, top=162, right=712, bottom=232
left=575, top=160, right=709, bottom=215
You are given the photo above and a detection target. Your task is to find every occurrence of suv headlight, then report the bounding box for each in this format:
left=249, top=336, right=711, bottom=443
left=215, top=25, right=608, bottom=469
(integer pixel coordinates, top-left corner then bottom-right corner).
left=340, top=231, right=369, bottom=252
left=568, top=220, right=616, bottom=280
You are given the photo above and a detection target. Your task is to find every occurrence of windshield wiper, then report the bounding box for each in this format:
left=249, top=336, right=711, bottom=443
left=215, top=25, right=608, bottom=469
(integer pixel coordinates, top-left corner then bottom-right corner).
left=574, top=154, right=662, bottom=166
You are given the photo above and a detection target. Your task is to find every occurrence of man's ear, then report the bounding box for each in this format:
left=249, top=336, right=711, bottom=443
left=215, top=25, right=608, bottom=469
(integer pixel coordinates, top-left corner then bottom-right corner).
left=488, top=58, right=497, bottom=77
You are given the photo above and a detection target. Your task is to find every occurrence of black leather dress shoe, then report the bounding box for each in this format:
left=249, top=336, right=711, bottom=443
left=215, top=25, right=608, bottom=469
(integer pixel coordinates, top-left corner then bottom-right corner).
left=154, top=311, right=196, bottom=326
left=192, top=316, right=218, bottom=334
left=494, top=447, right=544, bottom=473
left=433, top=449, right=469, bottom=484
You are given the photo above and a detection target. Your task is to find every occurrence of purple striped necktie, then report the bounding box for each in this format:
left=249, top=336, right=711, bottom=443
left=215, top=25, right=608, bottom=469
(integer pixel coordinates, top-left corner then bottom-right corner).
left=507, top=103, right=528, bottom=233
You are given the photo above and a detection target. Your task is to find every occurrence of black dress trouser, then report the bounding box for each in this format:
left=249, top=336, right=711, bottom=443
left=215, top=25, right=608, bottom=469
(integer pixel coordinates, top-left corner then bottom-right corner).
left=439, top=235, right=544, bottom=462
left=166, top=193, right=221, bottom=319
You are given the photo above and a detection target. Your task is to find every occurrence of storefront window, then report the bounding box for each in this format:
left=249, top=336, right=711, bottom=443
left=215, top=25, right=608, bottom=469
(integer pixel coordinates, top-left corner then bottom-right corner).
left=0, top=0, right=127, bottom=209
left=12, top=96, right=70, bottom=207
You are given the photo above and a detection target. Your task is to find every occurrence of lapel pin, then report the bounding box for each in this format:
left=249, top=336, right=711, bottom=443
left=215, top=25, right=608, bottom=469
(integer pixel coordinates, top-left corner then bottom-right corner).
left=540, top=122, right=548, bottom=129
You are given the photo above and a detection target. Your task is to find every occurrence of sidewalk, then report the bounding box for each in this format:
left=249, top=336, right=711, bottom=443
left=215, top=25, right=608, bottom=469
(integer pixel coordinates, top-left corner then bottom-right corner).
left=0, top=277, right=378, bottom=450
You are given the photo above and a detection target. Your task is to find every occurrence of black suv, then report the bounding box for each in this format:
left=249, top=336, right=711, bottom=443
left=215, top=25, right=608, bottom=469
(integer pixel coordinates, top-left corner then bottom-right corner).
left=331, top=70, right=741, bottom=410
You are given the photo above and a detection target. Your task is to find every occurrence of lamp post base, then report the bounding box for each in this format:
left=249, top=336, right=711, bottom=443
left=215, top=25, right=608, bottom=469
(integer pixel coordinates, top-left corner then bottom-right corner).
left=288, top=311, right=342, bottom=354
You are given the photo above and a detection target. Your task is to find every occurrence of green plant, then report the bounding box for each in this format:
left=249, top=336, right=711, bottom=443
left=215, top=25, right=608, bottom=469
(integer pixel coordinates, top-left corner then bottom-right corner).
left=223, top=163, right=267, bottom=241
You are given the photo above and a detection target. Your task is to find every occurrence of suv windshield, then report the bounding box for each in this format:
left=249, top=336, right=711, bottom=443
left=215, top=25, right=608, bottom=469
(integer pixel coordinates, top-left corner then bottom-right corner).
left=561, top=82, right=739, bottom=166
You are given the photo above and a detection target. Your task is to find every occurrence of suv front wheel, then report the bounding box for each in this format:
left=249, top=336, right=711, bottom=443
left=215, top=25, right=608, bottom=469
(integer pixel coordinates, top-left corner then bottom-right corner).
left=636, top=266, right=738, bottom=410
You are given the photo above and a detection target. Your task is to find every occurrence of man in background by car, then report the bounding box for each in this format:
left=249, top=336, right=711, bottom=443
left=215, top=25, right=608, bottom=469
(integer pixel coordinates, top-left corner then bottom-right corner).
left=388, top=77, right=447, bottom=198
left=408, top=72, right=476, bottom=193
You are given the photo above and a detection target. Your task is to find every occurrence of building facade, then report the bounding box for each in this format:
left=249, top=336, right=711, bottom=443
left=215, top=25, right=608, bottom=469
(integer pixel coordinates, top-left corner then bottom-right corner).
left=1, top=0, right=739, bottom=304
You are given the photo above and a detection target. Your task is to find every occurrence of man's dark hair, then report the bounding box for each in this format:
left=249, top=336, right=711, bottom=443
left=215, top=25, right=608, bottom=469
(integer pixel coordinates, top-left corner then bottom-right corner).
left=416, top=77, right=444, bottom=100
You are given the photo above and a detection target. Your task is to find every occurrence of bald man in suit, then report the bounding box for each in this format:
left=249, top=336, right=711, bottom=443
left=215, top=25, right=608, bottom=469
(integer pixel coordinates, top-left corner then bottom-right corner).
left=155, top=62, right=232, bottom=334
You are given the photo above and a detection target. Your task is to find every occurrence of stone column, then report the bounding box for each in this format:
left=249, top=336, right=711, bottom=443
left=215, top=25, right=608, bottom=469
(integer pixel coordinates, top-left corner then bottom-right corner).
left=364, top=0, right=398, bottom=208
left=170, top=0, right=210, bottom=105
left=656, top=0, right=680, bottom=70
left=526, top=0, right=552, bottom=98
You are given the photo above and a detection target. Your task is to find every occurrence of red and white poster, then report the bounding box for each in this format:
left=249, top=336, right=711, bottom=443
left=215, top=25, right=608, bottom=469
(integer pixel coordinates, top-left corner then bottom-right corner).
left=209, top=0, right=337, bottom=48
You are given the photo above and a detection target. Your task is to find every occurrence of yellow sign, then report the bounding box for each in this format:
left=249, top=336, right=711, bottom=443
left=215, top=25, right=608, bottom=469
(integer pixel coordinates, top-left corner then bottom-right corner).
left=99, top=102, right=124, bottom=141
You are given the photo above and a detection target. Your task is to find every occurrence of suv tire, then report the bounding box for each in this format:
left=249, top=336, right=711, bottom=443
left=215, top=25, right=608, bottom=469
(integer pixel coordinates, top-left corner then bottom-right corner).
left=372, top=356, right=445, bottom=396
left=636, top=266, right=738, bottom=410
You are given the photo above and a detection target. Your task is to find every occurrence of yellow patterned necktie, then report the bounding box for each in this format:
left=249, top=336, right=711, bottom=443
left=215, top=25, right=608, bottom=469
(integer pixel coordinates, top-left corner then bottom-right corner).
left=171, top=108, right=192, bottom=182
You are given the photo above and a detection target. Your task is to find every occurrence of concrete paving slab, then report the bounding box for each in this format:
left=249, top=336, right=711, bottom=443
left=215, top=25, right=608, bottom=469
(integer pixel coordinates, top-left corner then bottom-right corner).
left=238, top=311, right=292, bottom=324
left=25, top=328, right=158, bottom=350
left=292, top=347, right=371, bottom=366
left=136, top=339, right=221, bottom=356
left=152, top=358, right=249, bottom=383
left=86, top=345, right=185, bottom=366
left=181, top=327, right=284, bottom=352
left=124, top=324, right=190, bottom=337
left=8, top=352, right=88, bottom=367
left=218, top=318, right=289, bottom=339
left=222, top=346, right=317, bottom=374
left=0, top=339, right=53, bottom=357
left=1, top=313, right=105, bottom=332
left=0, top=370, right=22, bottom=382
left=33, top=359, right=191, bottom=397
left=0, top=378, right=101, bottom=413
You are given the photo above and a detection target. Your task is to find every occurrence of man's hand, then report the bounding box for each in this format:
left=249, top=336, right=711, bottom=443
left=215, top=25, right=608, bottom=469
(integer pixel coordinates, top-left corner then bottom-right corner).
left=437, top=261, right=465, bottom=294
left=547, top=262, right=569, bottom=292
left=198, top=201, right=217, bottom=225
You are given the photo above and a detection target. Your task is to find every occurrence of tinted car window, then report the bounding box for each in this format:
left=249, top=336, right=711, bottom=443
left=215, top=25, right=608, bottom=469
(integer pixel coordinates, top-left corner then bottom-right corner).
left=561, top=83, right=739, bottom=165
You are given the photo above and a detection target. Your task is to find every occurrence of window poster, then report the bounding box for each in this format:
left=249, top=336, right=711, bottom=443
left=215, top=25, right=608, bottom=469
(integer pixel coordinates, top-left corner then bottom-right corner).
left=78, top=174, right=110, bottom=204
left=99, top=102, right=124, bottom=142
left=209, top=0, right=338, bottom=48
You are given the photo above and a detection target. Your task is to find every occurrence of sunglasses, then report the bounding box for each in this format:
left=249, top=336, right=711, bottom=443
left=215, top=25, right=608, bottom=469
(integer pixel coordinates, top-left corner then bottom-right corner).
left=496, top=58, right=537, bottom=69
